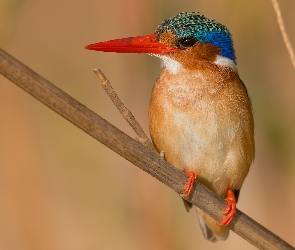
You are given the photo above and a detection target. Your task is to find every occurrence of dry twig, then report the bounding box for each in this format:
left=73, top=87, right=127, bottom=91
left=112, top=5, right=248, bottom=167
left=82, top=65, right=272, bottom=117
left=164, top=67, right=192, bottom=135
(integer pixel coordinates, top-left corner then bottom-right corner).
left=93, top=69, right=155, bottom=152
left=271, top=0, right=295, bottom=70
left=0, top=48, right=294, bottom=250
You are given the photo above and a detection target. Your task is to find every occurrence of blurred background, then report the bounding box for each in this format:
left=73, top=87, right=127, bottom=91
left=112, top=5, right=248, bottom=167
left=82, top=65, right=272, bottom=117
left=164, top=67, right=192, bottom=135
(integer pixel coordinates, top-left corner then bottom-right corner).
left=0, top=0, right=295, bottom=249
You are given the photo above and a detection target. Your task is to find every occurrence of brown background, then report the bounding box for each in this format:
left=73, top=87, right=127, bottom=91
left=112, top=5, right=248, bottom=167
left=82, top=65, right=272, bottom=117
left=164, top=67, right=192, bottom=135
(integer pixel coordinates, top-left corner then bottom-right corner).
left=0, top=0, right=295, bottom=249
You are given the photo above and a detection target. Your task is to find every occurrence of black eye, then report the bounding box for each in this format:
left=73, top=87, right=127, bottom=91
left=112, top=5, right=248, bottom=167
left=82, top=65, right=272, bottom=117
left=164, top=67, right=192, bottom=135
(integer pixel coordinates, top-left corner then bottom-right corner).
left=176, top=37, right=197, bottom=49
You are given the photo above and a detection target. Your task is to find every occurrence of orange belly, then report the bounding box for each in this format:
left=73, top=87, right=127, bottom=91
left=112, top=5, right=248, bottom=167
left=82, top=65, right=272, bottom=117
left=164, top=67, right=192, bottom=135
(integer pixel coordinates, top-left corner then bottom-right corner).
left=148, top=67, right=254, bottom=197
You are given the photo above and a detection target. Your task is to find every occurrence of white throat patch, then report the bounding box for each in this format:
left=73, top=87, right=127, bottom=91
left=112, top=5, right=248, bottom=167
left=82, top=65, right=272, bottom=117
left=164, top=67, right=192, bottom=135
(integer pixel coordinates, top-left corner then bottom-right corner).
left=152, top=54, right=238, bottom=74
left=214, top=55, right=238, bottom=72
left=152, top=54, right=182, bottom=74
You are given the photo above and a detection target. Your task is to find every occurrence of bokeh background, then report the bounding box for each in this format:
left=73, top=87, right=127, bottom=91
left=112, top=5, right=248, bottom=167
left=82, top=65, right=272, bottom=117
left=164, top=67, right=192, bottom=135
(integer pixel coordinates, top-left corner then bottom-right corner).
left=1, top=0, right=295, bottom=249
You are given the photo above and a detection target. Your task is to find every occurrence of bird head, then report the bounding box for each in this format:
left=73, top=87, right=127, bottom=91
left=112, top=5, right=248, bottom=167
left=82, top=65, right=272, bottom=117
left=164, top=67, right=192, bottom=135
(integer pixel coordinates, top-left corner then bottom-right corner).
left=86, top=12, right=236, bottom=71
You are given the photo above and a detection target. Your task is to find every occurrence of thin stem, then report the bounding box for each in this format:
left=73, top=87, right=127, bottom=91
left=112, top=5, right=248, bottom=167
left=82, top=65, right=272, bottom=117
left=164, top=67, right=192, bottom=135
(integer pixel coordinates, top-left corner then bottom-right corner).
left=271, top=0, right=295, bottom=70
left=93, top=69, right=155, bottom=152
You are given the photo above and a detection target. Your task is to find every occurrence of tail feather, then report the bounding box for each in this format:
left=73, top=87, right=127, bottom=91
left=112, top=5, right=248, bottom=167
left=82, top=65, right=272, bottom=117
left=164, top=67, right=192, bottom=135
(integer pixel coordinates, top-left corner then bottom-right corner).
left=196, top=208, right=229, bottom=242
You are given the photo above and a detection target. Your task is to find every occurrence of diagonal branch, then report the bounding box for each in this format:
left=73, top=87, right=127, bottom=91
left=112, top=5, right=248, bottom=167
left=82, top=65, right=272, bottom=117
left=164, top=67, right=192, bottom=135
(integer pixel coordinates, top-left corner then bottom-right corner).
left=0, top=48, right=294, bottom=250
left=271, top=0, right=295, bottom=70
left=93, top=69, right=155, bottom=152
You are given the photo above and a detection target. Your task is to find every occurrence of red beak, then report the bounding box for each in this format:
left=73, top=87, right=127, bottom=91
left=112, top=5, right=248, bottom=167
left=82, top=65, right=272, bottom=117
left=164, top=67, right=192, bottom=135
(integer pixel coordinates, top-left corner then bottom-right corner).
left=85, top=34, right=180, bottom=54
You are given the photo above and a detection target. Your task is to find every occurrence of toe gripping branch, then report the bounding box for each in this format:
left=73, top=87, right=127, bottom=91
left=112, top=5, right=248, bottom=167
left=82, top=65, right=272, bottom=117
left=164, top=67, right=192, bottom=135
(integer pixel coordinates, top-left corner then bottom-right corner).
left=181, top=171, right=197, bottom=198
left=218, top=188, right=237, bottom=227
left=180, top=172, right=236, bottom=227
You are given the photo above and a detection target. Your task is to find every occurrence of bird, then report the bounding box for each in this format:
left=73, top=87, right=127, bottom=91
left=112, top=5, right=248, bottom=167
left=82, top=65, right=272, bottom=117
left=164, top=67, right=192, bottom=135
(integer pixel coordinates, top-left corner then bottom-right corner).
left=85, top=12, right=255, bottom=242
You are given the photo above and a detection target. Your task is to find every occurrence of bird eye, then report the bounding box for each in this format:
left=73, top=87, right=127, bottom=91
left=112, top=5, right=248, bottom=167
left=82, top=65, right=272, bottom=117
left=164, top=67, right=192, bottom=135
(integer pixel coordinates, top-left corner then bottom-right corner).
left=176, top=37, right=197, bottom=49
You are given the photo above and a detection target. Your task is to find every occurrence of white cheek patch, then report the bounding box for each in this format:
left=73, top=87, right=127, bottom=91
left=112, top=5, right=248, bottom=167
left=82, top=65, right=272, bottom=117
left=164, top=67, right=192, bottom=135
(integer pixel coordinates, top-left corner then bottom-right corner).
left=151, top=54, right=237, bottom=73
left=152, top=54, right=182, bottom=74
left=214, top=55, right=238, bottom=72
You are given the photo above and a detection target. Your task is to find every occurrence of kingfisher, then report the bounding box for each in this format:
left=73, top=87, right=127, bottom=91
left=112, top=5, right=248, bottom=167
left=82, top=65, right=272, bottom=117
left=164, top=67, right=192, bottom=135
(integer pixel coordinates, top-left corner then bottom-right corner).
left=85, top=12, right=255, bottom=242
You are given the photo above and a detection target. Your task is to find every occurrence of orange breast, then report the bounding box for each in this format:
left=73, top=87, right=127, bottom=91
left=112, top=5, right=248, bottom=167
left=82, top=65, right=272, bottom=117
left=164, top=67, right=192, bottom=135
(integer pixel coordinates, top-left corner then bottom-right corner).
left=148, top=63, right=254, bottom=197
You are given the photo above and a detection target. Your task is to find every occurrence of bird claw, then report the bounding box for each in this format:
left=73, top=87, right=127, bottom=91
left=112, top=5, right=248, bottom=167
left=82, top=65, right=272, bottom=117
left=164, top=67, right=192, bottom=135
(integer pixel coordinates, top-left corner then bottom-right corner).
left=180, top=171, right=197, bottom=198
left=218, top=188, right=236, bottom=227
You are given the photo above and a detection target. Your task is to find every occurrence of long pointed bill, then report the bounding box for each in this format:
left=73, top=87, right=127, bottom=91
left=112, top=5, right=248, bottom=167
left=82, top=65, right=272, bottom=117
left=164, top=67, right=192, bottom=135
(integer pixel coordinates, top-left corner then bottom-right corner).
left=85, top=34, right=180, bottom=54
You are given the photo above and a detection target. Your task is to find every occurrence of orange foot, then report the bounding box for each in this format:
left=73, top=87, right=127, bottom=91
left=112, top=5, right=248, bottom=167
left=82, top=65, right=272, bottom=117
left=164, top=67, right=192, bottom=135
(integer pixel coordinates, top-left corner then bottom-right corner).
left=181, top=171, right=197, bottom=198
left=218, top=188, right=236, bottom=227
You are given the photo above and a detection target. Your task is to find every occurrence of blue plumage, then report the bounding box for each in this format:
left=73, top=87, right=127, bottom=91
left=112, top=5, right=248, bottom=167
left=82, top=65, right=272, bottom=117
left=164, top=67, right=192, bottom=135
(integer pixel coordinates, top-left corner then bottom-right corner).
left=156, top=12, right=236, bottom=62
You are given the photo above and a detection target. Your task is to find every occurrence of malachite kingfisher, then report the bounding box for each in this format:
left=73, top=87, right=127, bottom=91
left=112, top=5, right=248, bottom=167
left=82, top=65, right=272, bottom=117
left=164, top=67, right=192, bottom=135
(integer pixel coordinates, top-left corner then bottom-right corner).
left=85, top=12, right=255, bottom=242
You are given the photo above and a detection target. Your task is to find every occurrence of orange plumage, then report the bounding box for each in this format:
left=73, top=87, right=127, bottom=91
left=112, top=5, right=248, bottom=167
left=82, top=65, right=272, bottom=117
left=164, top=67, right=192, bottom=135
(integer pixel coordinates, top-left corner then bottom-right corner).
left=86, top=12, right=255, bottom=242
